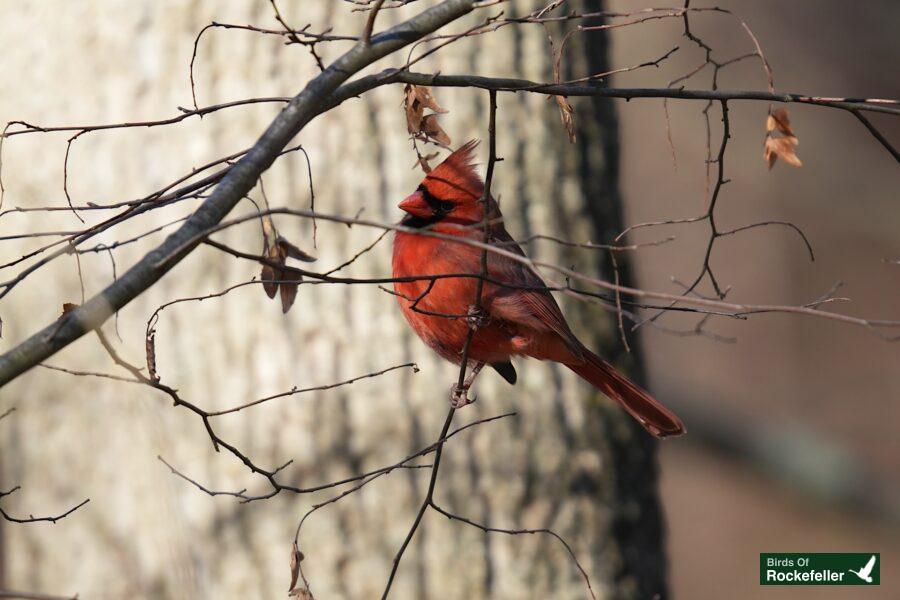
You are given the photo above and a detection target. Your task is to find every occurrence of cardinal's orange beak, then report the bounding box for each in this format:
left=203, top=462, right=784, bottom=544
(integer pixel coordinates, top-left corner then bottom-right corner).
left=398, top=191, right=432, bottom=219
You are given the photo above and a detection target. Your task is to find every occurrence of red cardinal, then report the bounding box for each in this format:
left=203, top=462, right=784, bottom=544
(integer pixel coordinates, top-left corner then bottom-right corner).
left=392, top=141, right=684, bottom=438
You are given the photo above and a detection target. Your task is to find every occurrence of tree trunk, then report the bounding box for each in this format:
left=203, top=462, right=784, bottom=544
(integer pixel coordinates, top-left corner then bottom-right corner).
left=0, top=1, right=666, bottom=598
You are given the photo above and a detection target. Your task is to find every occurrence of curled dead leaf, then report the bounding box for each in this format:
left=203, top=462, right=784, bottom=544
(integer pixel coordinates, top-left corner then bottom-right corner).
left=413, top=151, right=439, bottom=173
left=261, top=265, right=278, bottom=299
left=767, top=108, right=795, bottom=137
left=288, top=542, right=304, bottom=593
left=763, top=107, right=801, bottom=169
left=553, top=96, right=576, bottom=144
left=764, top=140, right=777, bottom=169
left=276, top=236, right=316, bottom=263
left=404, top=84, right=447, bottom=135
left=404, top=84, right=451, bottom=147
left=280, top=281, right=298, bottom=314
left=257, top=219, right=315, bottom=311
left=421, top=114, right=451, bottom=146
left=764, top=134, right=802, bottom=169
left=261, top=243, right=283, bottom=299
left=261, top=215, right=277, bottom=247
left=408, top=84, right=446, bottom=117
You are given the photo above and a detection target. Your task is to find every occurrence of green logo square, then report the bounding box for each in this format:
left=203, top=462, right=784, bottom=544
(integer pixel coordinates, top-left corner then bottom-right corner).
left=760, top=553, right=880, bottom=585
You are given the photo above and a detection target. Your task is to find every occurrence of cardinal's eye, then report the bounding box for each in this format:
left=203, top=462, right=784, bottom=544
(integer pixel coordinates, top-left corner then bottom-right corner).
left=439, top=201, right=454, bottom=213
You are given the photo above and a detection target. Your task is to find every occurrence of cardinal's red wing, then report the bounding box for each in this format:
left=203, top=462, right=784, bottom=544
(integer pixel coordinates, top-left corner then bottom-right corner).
left=434, top=224, right=583, bottom=357
left=485, top=250, right=584, bottom=358
left=460, top=225, right=580, bottom=358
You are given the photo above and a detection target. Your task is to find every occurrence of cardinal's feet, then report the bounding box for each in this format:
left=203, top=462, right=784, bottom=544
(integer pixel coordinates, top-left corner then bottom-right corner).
left=449, top=384, right=474, bottom=409
left=466, top=305, right=490, bottom=329
left=448, top=361, right=485, bottom=409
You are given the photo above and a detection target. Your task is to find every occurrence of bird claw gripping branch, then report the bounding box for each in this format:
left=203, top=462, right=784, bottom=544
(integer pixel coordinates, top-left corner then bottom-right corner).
left=466, top=305, right=490, bottom=329
left=449, top=383, right=475, bottom=409
left=449, top=361, right=484, bottom=409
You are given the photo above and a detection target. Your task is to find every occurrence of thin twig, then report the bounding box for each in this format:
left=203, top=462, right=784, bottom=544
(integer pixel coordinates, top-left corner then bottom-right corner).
left=0, top=486, right=89, bottom=524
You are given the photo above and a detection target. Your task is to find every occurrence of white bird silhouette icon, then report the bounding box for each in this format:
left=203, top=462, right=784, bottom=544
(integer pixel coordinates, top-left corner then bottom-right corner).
left=848, top=555, right=877, bottom=583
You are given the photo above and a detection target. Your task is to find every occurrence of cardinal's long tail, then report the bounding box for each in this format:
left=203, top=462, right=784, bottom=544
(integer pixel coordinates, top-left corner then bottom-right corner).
left=567, top=350, right=685, bottom=438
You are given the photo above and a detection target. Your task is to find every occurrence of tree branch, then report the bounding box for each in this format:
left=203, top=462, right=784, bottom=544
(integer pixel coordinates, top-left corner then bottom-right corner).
left=387, top=72, right=900, bottom=116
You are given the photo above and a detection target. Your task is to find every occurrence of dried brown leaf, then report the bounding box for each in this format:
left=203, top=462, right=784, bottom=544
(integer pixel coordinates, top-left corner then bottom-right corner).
left=276, top=236, right=316, bottom=263
left=769, top=108, right=795, bottom=137
left=553, top=96, right=576, bottom=144
left=421, top=114, right=451, bottom=146
left=258, top=233, right=309, bottom=308
left=763, top=108, right=801, bottom=169
left=774, top=137, right=802, bottom=167
left=262, top=243, right=284, bottom=299
left=413, top=85, right=447, bottom=114
left=404, top=85, right=425, bottom=135
left=404, top=84, right=451, bottom=145
left=261, top=214, right=277, bottom=248
left=764, top=137, right=778, bottom=169
left=764, top=135, right=802, bottom=169
left=260, top=216, right=280, bottom=298
left=61, top=302, right=79, bottom=316
left=261, top=265, right=278, bottom=298
left=413, top=151, right=439, bottom=173
left=288, top=542, right=304, bottom=593
left=280, top=281, right=298, bottom=313
left=406, top=108, right=423, bottom=135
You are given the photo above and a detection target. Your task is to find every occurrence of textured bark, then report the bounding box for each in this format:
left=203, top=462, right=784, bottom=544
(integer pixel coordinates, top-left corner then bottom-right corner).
left=566, top=6, right=667, bottom=597
left=0, top=1, right=665, bottom=598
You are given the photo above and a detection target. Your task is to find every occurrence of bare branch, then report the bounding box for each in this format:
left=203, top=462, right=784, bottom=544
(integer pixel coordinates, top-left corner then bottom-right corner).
left=0, top=590, right=79, bottom=600
left=206, top=362, right=418, bottom=416
left=192, top=208, right=900, bottom=338
left=0, top=486, right=89, bottom=524
left=430, top=501, right=595, bottom=599
left=362, top=0, right=387, bottom=44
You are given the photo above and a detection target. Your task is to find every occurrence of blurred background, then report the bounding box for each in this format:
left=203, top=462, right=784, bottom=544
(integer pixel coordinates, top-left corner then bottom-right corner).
left=0, top=1, right=897, bottom=599
left=610, top=2, right=900, bottom=597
